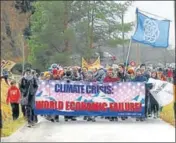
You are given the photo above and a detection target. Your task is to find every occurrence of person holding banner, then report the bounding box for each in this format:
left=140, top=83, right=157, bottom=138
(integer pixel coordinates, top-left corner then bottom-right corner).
left=133, top=68, right=147, bottom=121
left=118, top=64, right=129, bottom=121
left=149, top=70, right=160, bottom=119
left=103, top=68, right=120, bottom=121
left=94, top=68, right=106, bottom=83
left=83, top=71, right=97, bottom=122
left=62, top=70, right=77, bottom=122
left=133, top=69, right=147, bottom=82
left=157, top=68, right=167, bottom=81
left=72, top=67, right=81, bottom=81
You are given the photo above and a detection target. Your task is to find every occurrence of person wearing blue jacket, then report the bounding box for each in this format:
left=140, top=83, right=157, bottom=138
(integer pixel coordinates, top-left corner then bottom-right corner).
left=133, top=68, right=147, bottom=82
left=133, top=68, right=147, bottom=121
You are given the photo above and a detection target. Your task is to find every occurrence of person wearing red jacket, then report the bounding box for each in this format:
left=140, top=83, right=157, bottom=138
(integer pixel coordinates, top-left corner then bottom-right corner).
left=6, top=80, right=21, bottom=120
left=167, top=68, right=173, bottom=82
left=103, top=68, right=120, bottom=83
left=103, top=68, right=119, bottom=121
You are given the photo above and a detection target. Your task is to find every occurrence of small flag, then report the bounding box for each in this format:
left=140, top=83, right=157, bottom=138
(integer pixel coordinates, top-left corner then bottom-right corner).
left=132, top=8, right=170, bottom=48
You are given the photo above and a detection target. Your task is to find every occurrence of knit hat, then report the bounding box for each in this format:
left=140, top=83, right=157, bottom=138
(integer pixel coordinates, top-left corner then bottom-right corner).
left=128, top=68, right=134, bottom=74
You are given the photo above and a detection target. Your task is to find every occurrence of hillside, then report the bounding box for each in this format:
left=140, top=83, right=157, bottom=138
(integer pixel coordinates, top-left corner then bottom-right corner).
left=1, top=1, right=32, bottom=62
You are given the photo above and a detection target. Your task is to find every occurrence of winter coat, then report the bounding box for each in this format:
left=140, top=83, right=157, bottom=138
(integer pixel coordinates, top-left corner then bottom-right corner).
left=133, top=75, right=147, bottom=82
left=143, top=71, right=150, bottom=81
left=103, top=76, right=120, bottom=83
left=94, top=69, right=106, bottom=82
left=6, top=86, right=21, bottom=104
left=167, top=69, right=173, bottom=78
left=118, top=72, right=129, bottom=82
left=62, top=76, right=72, bottom=83
left=72, top=72, right=81, bottom=81
left=19, top=77, right=38, bottom=108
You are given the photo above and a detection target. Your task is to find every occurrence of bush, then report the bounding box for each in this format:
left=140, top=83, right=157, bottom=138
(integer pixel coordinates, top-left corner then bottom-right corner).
left=11, top=62, right=32, bottom=74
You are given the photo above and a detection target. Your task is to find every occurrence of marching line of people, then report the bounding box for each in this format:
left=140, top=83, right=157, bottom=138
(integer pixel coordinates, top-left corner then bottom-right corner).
left=40, top=63, right=174, bottom=122
left=0, top=63, right=174, bottom=128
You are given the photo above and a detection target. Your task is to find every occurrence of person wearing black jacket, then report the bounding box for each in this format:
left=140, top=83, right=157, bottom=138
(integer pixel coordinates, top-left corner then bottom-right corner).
left=118, top=64, right=129, bottom=121
left=19, top=68, right=38, bottom=127
left=63, top=70, right=77, bottom=121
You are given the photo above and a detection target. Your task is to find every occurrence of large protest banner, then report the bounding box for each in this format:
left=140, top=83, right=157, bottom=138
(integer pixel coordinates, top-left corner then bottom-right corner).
left=35, top=81, right=146, bottom=117
left=148, top=78, right=173, bottom=107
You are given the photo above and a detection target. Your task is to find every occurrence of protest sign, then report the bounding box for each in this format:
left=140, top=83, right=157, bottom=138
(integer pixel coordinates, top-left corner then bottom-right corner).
left=1, top=60, right=16, bottom=71
left=35, top=81, right=146, bottom=117
left=82, top=57, right=100, bottom=70
left=148, top=78, right=174, bottom=106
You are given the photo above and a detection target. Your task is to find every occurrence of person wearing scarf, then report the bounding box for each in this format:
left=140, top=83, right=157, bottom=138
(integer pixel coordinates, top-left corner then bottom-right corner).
left=19, top=68, right=38, bottom=127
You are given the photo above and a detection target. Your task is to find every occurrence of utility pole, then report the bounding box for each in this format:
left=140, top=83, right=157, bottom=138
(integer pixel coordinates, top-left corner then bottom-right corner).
left=20, top=34, right=25, bottom=74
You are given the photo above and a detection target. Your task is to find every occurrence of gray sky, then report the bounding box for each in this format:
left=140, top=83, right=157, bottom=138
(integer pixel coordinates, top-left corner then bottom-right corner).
left=122, top=1, right=175, bottom=48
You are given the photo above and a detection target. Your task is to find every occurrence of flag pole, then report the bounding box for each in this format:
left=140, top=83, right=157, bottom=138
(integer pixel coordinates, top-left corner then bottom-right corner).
left=124, top=38, right=132, bottom=76
left=123, top=8, right=138, bottom=78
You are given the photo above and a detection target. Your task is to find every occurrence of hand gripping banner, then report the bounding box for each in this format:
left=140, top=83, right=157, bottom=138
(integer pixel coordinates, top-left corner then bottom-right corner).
left=35, top=81, right=146, bottom=117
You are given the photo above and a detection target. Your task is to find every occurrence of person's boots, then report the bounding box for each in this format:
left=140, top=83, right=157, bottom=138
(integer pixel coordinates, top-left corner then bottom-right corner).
left=55, top=116, right=59, bottom=122
left=87, top=117, right=92, bottom=121
left=71, top=116, right=77, bottom=121
left=136, top=118, right=140, bottom=121
left=114, top=117, right=118, bottom=121
left=64, top=116, right=68, bottom=122
left=27, top=122, right=32, bottom=128
left=92, top=117, right=96, bottom=122
left=154, top=111, right=159, bottom=119
left=83, top=116, right=88, bottom=120
left=34, top=115, right=38, bottom=123
left=109, top=117, right=114, bottom=121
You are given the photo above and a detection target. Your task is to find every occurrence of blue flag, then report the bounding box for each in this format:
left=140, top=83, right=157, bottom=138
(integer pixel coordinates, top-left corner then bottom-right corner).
left=132, top=9, right=170, bottom=48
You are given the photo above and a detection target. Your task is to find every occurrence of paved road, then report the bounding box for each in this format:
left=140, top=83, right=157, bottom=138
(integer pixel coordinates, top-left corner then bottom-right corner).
left=1, top=117, right=175, bottom=142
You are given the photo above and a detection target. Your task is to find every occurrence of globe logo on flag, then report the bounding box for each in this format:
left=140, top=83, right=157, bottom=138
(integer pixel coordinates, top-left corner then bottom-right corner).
left=143, top=18, right=160, bottom=43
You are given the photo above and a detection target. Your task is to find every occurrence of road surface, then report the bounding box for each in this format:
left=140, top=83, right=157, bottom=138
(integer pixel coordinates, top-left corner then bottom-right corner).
left=1, top=116, right=175, bottom=142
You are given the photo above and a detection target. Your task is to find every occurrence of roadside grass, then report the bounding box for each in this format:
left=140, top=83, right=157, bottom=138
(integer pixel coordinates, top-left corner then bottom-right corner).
left=1, top=80, right=26, bottom=137
left=160, top=102, right=175, bottom=127
left=1, top=117, right=26, bottom=137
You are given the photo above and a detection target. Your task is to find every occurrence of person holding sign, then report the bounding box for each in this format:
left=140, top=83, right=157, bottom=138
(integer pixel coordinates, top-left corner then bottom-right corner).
left=133, top=68, right=147, bottom=121
left=83, top=71, right=97, bottom=122
left=157, top=68, right=167, bottom=81
left=103, top=68, right=120, bottom=121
